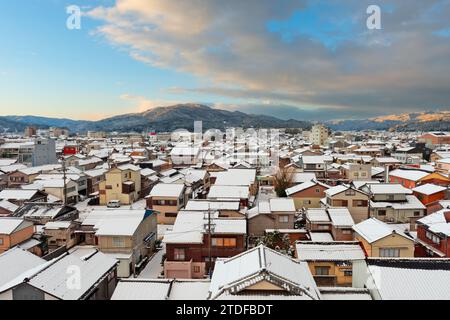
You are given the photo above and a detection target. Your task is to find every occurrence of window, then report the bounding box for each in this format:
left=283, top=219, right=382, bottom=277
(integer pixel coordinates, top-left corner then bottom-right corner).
left=303, top=200, right=311, bottom=205
left=342, top=229, right=352, bottom=234
left=105, top=185, right=113, bottom=190
left=278, top=215, right=289, bottom=223
left=353, top=200, right=368, bottom=207
left=413, top=211, right=421, bottom=217
left=165, top=212, right=178, bottom=218
left=212, top=237, right=236, bottom=247
left=378, top=210, right=387, bottom=216
left=345, top=189, right=356, bottom=196
left=112, top=237, right=125, bottom=248
left=387, top=195, right=394, bottom=201
left=379, top=248, right=400, bottom=257
left=344, top=270, right=353, bottom=277
left=315, top=188, right=321, bottom=193
left=193, top=266, right=201, bottom=273
left=426, top=231, right=441, bottom=244
left=174, top=248, right=185, bottom=261
left=317, top=225, right=329, bottom=230
left=315, top=266, right=330, bottom=276
left=0, top=238, right=3, bottom=245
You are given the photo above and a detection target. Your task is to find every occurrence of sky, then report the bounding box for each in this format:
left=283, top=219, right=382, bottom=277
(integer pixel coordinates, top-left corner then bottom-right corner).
left=1, top=0, right=450, bottom=121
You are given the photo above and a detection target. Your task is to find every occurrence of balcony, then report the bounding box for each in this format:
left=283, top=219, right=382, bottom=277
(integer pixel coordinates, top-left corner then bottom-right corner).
left=122, top=181, right=135, bottom=194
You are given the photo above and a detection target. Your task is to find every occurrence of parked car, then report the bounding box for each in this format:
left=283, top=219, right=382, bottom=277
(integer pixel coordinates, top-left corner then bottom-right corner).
left=107, top=200, right=121, bottom=208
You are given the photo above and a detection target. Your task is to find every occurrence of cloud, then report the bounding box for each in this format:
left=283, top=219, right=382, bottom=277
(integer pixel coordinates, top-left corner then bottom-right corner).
left=88, top=0, right=450, bottom=119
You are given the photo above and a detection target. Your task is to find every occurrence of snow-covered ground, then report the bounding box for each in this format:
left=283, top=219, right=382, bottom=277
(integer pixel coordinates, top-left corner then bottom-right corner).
left=138, top=244, right=166, bottom=279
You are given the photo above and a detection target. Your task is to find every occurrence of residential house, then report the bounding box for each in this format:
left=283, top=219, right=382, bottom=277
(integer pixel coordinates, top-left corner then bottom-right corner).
left=389, top=169, right=429, bottom=188
left=322, top=185, right=369, bottom=223
left=418, top=171, right=450, bottom=187
left=286, top=180, right=330, bottom=210
left=207, top=185, right=250, bottom=208
left=342, top=163, right=372, bottom=181
left=413, top=184, right=448, bottom=214
left=436, top=158, right=450, bottom=175
left=13, top=203, right=78, bottom=225
left=365, top=184, right=426, bottom=224
left=208, top=245, right=321, bottom=300
left=415, top=209, right=450, bottom=257
left=147, top=183, right=186, bottom=225
left=84, top=168, right=107, bottom=196
left=0, top=217, right=35, bottom=254
left=99, top=164, right=142, bottom=205
left=304, top=207, right=355, bottom=241
left=353, top=258, right=450, bottom=300
left=0, top=249, right=118, bottom=300
left=79, top=209, right=157, bottom=278
left=0, top=189, right=47, bottom=206
left=418, top=132, right=450, bottom=147
left=163, top=210, right=246, bottom=279
left=185, top=199, right=243, bottom=218
left=295, top=241, right=366, bottom=287
left=0, top=200, right=19, bottom=217
left=353, top=218, right=415, bottom=257
left=43, top=221, right=79, bottom=251
left=111, top=279, right=210, bottom=300
left=247, top=198, right=296, bottom=237
left=391, top=146, right=424, bottom=164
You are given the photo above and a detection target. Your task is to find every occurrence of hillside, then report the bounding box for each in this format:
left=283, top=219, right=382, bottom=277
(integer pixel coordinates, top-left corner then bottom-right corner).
left=0, top=104, right=311, bottom=133
left=327, top=111, right=450, bottom=131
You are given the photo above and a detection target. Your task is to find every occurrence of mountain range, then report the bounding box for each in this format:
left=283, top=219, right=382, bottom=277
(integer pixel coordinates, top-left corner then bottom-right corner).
left=0, top=104, right=311, bottom=133
left=326, top=111, right=450, bottom=132
left=0, top=105, right=449, bottom=134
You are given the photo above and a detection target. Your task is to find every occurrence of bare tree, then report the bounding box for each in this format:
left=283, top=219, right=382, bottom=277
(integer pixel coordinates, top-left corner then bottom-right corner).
left=273, top=167, right=294, bottom=197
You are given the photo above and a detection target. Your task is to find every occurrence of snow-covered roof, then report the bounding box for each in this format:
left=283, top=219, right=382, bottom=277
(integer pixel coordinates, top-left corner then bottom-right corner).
left=369, top=184, right=412, bottom=195
left=417, top=209, right=450, bottom=236
left=327, top=208, right=355, bottom=227
left=286, top=180, right=329, bottom=196
left=269, top=198, right=296, bottom=212
left=296, top=242, right=366, bottom=261
left=149, top=183, right=185, bottom=198
left=27, top=251, right=117, bottom=300
left=163, top=211, right=245, bottom=244
left=111, top=279, right=210, bottom=300
left=367, top=261, right=450, bottom=300
left=0, top=200, right=19, bottom=213
left=412, top=183, right=447, bottom=195
left=43, top=221, right=72, bottom=230
left=309, top=232, right=334, bottom=242
left=214, top=169, right=256, bottom=186
left=353, top=218, right=413, bottom=243
left=370, top=195, right=426, bottom=210
left=306, top=208, right=331, bottom=223
left=389, top=169, right=429, bottom=182
left=209, top=245, right=321, bottom=300
left=0, top=217, right=31, bottom=234
left=324, top=185, right=349, bottom=197
left=185, top=200, right=240, bottom=211
left=208, top=185, right=249, bottom=199
left=0, top=247, right=46, bottom=291
left=0, top=189, right=41, bottom=200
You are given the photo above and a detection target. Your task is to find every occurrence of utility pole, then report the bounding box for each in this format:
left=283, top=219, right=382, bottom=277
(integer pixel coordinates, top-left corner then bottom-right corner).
left=207, top=203, right=212, bottom=278
left=62, top=157, right=67, bottom=205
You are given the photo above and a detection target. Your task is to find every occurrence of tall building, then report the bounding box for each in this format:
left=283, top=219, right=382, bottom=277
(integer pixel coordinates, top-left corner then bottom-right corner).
left=310, top=124, right=329, bottom=146
left=24, top=126, right=37, bottom=138
left=32, top=138, right=57, bottom=166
